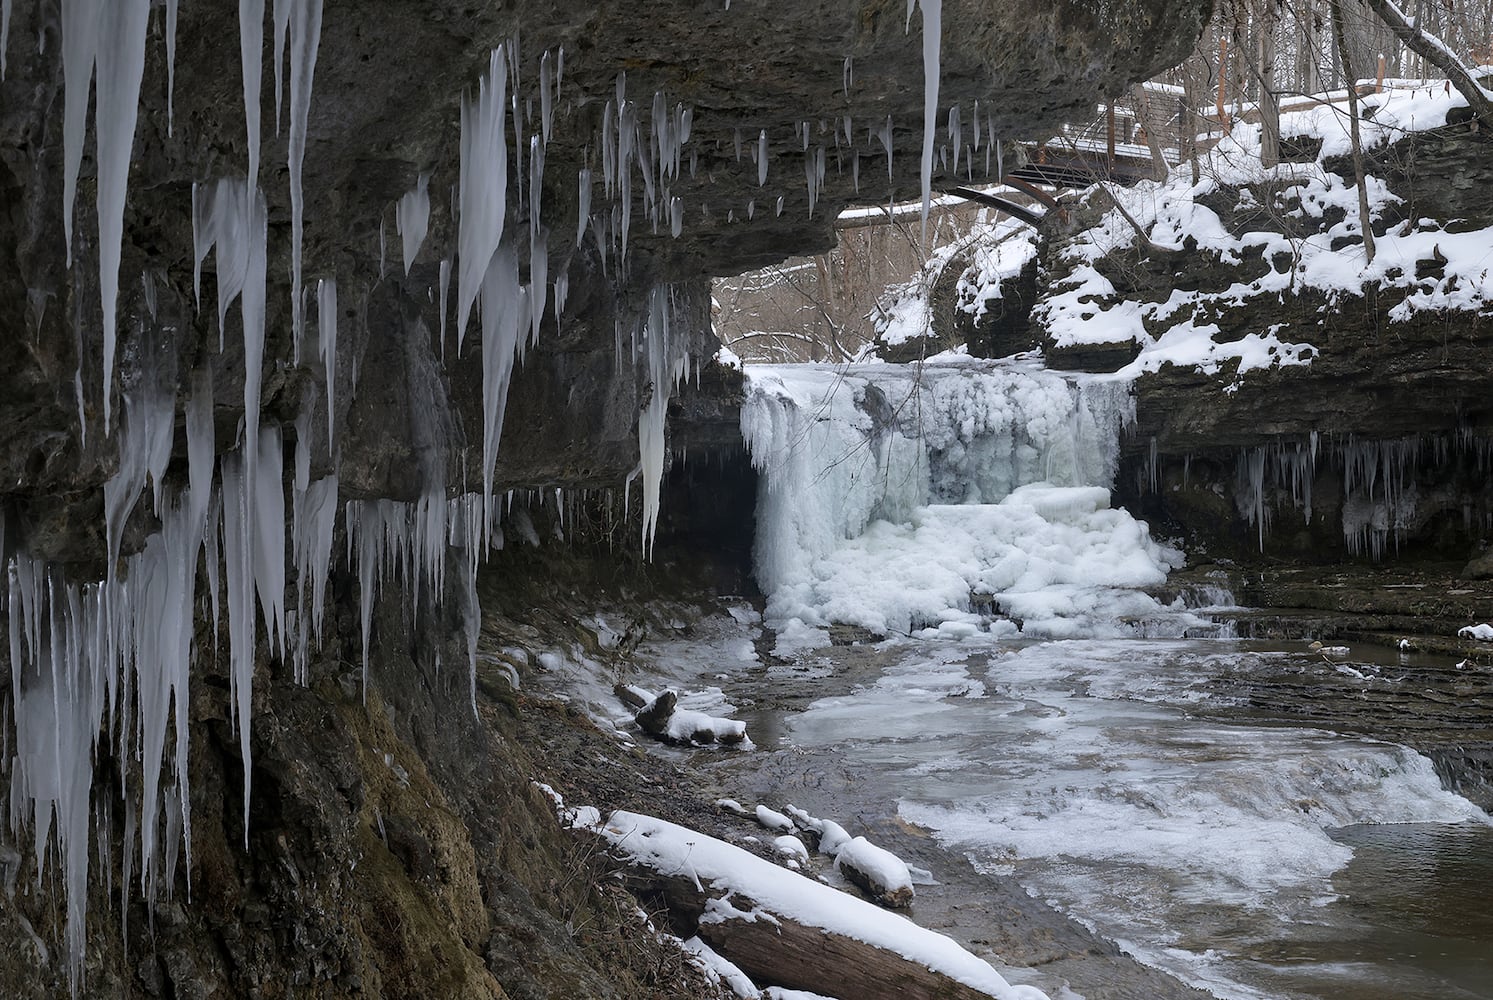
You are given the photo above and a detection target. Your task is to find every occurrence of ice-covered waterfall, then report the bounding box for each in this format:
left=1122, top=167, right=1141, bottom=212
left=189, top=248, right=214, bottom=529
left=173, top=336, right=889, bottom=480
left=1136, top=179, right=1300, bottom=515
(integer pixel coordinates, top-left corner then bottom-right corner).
left=740, top=360, right=1183, bottom=644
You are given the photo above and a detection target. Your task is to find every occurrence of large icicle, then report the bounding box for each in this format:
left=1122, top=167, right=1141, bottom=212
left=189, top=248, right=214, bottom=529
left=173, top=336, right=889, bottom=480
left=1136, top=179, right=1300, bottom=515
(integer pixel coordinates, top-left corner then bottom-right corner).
left=917, top=0, right=942, bottom=240
left=398, top=174, right=431, bottom=275
left=193, top=178, right=270, bottom=449
left=93, top=0, right=150, bottom=436
left=638, top=286, right=688, bottom=555
left=456, top=48, right=509, bottom=352
left=61, top=0, right=102, bottom=266
left=241, top=0, right=265, bottom=186
left=287, top=0, right=324, bottom=346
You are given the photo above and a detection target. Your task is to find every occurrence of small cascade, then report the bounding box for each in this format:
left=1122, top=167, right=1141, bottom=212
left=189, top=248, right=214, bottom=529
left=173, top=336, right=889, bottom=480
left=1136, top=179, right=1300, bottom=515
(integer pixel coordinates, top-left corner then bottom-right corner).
left=741, top=362, right=1181, bottom=642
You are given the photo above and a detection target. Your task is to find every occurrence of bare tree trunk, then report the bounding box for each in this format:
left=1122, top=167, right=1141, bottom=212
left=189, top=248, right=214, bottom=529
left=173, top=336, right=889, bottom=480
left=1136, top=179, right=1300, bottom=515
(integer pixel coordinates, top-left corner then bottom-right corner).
left=1331, top=0, right=1378, bottom=264
left=1183, top=47, right=1204, bottom=183
left=1259, top=0, right=1282, bottom=166
left=1360, top=0, right=1493, bottom=118
left=1297, top=0, right=1322, bottom=94
left=1131, top=84, right=1172, bottom=179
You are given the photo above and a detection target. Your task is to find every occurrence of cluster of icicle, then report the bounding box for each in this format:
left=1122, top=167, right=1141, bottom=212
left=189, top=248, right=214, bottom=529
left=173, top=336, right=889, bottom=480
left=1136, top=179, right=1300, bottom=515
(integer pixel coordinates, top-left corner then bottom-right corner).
left=1218, top=431, right=1493, bottom=557
left=0, top=0, right=972, bottom=992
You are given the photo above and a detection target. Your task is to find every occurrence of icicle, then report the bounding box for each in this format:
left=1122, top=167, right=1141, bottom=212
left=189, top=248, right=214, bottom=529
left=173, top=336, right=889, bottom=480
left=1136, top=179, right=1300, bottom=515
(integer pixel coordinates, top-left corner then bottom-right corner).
left=287, top=0, right=324, bottom=346
left=457, top=48, right=508, bottom=352
left=948, top=104, right=961, bottom=177
left=317, top=277, right=337, bottom=446
left=576, top=168, right=592, bottom=246
left=397, top=173, right=431, bottom=275
left=165, top=0, right=179, bottom=133
left=478, top=241, right=523, bottom=540
left=877, top=115, right=893, bottom=180
left=61, top=0, right=102, bottom=267
left=186, top=371, right=216, bottom=538
left=638, top=286, right=688, bottom=556
left=529, top=135, right=544, bottom=240
left=842, top=55, right=853, bottom=97
left=670, top=196, right=683, bottom=237
left=554, top=268, right=569, bottom=332
left=747, top=199, right=755, bottom=220
left=240, top=0, right=265, bottom=186
left=529, top=227, right=548, bottom=346
left=219, top=451, right=256, bottom=842
left=757, top=129, right=768, bottom=186
left=272, top=0, right=290, bottom=133
left=252, top=426, right=287, bottom=658
left=379, top=217, right=387, bottom=279
left=91, top=0, right=150, bottom=437
left=775, top=195, right=784, bottom=217
left=996, top=136, right=1003, bottom=179
left=438, top=259, right=452, bottom=359
left=918, top=0, right=942, bottom=241
left=540, top=49, right=554, bottom=144
left=291, top=475, right=337, bottom=684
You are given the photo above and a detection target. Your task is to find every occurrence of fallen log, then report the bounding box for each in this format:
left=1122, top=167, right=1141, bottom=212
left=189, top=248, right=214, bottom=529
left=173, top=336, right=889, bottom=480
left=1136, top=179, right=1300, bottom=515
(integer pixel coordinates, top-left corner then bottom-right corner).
left=620, top=687, right=752, bottom=747
left=583, top=810, right=1045, bottom=1000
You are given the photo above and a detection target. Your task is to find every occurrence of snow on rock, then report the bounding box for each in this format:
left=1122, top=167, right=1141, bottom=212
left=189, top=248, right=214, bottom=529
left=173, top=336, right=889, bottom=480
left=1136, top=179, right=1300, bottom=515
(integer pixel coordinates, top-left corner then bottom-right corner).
left=784, top=805, right=852, bottom=856
left=755, top=805, right=795, bottom=833
left=836, top=836, right=916, bottom=908
left=773, top=835, right=811, bottom=863
left=1027, top=83, right=1493, bottom=380
left=585, top=810, right=1048, bottom=1000
left=1459, top=623, right=1493, bottom=642
left=741, top=362, right=1181, bottom=640
left=872, top=213, right=1035, bottom=352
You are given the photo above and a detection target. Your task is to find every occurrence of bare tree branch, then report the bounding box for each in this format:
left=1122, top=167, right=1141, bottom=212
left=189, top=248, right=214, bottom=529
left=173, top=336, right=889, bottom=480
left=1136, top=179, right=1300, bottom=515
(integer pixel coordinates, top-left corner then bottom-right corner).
left=1359, top=0, right=1493, bottom=119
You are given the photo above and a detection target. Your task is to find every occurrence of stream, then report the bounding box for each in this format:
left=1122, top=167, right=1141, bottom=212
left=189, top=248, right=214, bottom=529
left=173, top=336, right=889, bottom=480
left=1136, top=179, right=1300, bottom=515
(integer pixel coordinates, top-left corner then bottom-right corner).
left=640, top=613, right=1493, bottom=1000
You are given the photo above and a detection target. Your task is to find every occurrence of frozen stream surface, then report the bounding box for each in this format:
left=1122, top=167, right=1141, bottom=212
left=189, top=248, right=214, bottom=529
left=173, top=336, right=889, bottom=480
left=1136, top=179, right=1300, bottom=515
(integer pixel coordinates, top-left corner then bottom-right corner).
left=640, top=624, right=1493, bottom=1000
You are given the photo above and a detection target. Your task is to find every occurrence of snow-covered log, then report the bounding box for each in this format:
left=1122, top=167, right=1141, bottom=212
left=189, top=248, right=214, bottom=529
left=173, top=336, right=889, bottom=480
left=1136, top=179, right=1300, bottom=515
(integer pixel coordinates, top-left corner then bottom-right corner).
left=835, top=836, right=915, bottom=908
left=631, top=689, right=751, bottom=747
left=585, top=810, right=1047, bottom=1000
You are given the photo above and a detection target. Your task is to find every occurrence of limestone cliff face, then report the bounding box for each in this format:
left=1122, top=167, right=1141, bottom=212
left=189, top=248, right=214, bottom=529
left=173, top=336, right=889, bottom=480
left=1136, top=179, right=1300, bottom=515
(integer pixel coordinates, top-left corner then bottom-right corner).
left=1016, top=118, right=1493, bottom=562
left=0, top=1, right=1209, bottom=996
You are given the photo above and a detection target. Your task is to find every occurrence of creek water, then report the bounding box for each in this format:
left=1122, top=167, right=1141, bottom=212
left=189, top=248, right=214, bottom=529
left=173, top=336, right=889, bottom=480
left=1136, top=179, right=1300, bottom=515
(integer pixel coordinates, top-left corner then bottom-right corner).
left=647, top=619, right=1493, bottom=1000
left=643, top=359, right=1493, bottom=999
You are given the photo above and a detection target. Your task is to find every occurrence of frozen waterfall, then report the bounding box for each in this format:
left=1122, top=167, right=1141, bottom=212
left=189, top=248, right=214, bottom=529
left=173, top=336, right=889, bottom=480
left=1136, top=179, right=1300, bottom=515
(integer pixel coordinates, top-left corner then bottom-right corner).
left=741, top=361, right=1183, bottom=643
